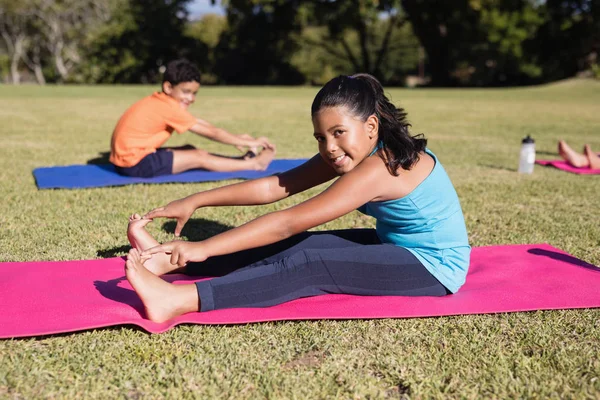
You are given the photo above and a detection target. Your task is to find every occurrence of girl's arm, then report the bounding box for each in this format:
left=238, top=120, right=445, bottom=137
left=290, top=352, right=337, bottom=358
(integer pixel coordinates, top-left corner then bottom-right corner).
left=144, top=154, right=338, bottom=236
left=143, top=157, right=389, bottom=265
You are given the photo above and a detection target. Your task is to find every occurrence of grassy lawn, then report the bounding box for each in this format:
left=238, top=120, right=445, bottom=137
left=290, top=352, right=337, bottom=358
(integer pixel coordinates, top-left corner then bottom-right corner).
left=0, top=80, right=599, bottom=398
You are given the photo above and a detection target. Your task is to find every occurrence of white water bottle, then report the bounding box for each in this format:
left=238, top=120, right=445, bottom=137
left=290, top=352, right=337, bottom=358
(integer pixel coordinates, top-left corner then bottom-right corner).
left=518, top=135, right=535, bottom=174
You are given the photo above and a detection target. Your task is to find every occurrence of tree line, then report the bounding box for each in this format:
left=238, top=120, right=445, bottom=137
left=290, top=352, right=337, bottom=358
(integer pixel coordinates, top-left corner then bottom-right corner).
left=1, top=0, right=598, bottom=86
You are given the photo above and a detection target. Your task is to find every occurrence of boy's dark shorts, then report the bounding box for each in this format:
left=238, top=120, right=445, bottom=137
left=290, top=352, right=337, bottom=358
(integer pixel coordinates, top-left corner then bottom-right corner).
left=114, top=149, right=174, bottom=178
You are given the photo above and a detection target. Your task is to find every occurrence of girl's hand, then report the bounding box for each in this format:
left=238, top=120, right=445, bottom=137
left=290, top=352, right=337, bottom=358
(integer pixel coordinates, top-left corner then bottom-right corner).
left=141, top=241, right=207, bottom=267
left=144, top=199, right=195, bottom=237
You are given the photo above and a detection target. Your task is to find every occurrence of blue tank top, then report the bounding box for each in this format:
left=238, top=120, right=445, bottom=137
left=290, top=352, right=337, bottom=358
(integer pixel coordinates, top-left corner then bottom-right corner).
left=357, top=148, right=470, bottom=293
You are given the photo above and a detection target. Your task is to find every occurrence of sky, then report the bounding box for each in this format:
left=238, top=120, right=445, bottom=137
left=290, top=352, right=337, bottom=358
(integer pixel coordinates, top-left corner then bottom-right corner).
left=187, top=0, right=225, bottom=19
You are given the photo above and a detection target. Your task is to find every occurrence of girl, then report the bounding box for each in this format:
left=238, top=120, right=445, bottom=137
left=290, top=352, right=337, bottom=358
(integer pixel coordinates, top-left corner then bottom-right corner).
left=126, top=74, right=471, bottom=323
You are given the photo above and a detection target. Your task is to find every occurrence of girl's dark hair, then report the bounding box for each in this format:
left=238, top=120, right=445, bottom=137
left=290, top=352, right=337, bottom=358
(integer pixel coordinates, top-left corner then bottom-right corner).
left=162, top=59, right=201, bottom=86
left=311, top=74, right=427, bottom=175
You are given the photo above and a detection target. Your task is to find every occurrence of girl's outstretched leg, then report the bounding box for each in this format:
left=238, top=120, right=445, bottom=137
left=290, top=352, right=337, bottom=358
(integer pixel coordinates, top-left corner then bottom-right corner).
left=558, top=140, right=589, bottom=168
left=125, top=248, right=199, bottom=323
left=584, top=144, right=600, bottom=169
left=127, top=214, right=182, bottom=275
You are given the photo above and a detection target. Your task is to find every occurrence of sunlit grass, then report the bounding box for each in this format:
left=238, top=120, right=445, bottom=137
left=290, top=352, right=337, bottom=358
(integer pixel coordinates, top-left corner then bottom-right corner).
left=0, top=79, right=599, bottom=398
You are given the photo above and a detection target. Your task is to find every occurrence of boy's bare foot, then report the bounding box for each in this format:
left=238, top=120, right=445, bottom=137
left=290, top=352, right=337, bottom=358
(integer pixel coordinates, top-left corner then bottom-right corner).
left=558, top=140, right=589, bottom=168
left=252, top=148, right=276, bottom=171
left=584, top=144, right=600, bottom=169
left=125, top=249, right=199, bottom=323
left=127, top=214, right=181, bottom=276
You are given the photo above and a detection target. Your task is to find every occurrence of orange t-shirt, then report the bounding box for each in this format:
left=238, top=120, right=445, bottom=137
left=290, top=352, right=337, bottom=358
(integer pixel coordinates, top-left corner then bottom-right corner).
left=109, top=92, right=197, bottom=167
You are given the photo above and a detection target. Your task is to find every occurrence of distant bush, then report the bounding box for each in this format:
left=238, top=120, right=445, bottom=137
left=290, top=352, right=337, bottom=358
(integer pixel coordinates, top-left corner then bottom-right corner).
left=592, top=64, right=600, bottom=80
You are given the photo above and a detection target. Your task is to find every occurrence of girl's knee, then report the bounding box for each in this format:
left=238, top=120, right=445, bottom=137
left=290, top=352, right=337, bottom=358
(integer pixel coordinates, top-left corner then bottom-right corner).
left=285, top=249, right=324, bottom=268
left=194, top=149, right=209, bottom=157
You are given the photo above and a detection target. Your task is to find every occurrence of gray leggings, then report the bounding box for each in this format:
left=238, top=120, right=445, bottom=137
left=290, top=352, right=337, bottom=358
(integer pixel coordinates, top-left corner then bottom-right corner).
left=187, top=229, right=449, bottom=311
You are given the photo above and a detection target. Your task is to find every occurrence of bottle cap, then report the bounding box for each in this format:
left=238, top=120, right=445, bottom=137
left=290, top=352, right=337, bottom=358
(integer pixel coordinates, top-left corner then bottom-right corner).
left=522, top=135, right=534, bottom=144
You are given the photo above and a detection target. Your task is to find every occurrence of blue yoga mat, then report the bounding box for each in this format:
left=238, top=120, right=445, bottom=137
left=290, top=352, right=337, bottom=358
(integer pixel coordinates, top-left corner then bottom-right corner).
left=33, top=159, right=308, bottom=189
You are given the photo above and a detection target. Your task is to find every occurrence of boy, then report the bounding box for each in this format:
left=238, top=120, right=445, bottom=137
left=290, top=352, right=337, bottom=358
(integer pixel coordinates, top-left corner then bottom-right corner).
left=109, top=59, right=275, bottom=178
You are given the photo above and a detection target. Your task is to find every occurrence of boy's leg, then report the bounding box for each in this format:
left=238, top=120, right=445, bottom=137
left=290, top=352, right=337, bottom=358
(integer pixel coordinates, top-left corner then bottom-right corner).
left=196, top=243, right=449, bottom=312
left=114, top=149, right=173, bottom=178
left=171, top=148, right=275, bottom=174
left=165, top=145, right=257, bottom=160
left=186, top=229, right=381, bottom=277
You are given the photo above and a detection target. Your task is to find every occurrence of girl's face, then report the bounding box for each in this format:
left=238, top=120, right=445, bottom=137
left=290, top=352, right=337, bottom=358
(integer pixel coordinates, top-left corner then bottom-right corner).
left=312, top=106, right=378, bottom=174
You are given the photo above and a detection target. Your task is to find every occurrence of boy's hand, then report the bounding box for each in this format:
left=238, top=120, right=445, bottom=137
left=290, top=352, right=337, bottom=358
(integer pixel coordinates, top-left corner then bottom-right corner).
left=236, top=134, right=276, bottom=154
left=235, top=134, right=257, bottom=154
left=144, top=199, right=195, bottom=237
left=141, top=241, right=207, bottom=267
left=253, top=136, right=275, bottom=150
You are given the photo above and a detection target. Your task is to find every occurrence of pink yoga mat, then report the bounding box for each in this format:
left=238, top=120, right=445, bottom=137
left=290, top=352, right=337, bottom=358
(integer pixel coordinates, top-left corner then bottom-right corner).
left=1, top=244, right=598, bottom=338
left=536, top=159, right=600, bottom=174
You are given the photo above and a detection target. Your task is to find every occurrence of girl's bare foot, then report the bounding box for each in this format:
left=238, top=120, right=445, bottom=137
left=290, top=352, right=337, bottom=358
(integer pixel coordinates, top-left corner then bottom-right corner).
left=584, top=144, right=600, bottom=169
left=127, top=214, right=155, bottom=250
left=252, top=148, right=276, bottom=171
left=127, top=214, right=181, bottom=276
left=125, top=249, right=199, bottom=323
left=558, top=140, right=589, bottom=168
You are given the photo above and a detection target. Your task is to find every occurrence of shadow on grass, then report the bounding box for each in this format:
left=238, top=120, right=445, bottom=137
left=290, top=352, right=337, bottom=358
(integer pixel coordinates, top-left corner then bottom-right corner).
left=96, top=218, right=234, bottom=258
left=528, top=248, right=599, bottom=272
left=10, top=323, right=152, bottom=340
left=87, top=152, right=110, bottom=165
left=161, top=218, right=234, bottom=241
left=536, top=150, right=559, bottom=157
left=480, top=164, right=517, bottom=172
left=97, top=245, right=131, bottom=258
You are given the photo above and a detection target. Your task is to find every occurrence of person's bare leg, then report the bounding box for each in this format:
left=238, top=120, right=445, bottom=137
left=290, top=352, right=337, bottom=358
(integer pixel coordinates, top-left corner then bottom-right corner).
left=207, top=150, right=257, bottom=161
left=127, top=214, right=182, bottom=276
left=171, top=148, right=275, bottom=174
left=584, top=144, right=600, bottom=169
left=125, top=248, right=199, bottom=323
left=558, top=140, right=589, bottom=168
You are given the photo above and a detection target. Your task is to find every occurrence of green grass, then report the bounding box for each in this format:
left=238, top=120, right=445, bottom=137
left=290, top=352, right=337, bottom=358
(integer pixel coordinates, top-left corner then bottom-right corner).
left=1, top=79, right=599, bottom=398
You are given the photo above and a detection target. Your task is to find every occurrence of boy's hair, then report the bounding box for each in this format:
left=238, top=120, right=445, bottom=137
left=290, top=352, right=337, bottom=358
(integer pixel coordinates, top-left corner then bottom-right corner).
left=162, top=59, right=201, bottom=86
left=311, top=74, right=427, bottom=175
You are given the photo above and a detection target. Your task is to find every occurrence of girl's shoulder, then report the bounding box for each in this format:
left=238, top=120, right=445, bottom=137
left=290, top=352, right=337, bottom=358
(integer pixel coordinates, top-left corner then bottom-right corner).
left=366, top=148, right=436, bottom=202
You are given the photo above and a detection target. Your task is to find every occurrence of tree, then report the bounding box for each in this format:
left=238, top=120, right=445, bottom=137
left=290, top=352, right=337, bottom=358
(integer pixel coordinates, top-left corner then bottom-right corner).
left=292, top=20, right=420, bottom=85
left=532, top=0, right=599, bottom=81
left=306, top=0, right=412, bottom=80
left=466, top=0, right=545, bottom=86
left=400, top=0, right=483, bottom=86
left=216, top=0, right=419, bottom=85
left=186, top=13, right=228, bottom=83
left=31, top=0, right=112, bottom=82
left=0, top=0, right=114, bottom=84
left=81, top=0, right=194, bottom=83
left=0, top=1, right=33, bottom=83
left=215, top=0, right=306, bottom=84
